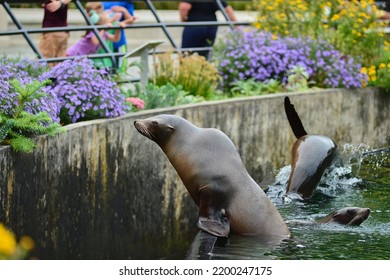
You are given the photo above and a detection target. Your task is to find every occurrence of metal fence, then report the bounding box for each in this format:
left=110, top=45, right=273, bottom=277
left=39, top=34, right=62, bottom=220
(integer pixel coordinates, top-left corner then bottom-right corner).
left=1, top=1, right=388, bottom=69
left=0, top=0, right=251, bottom=68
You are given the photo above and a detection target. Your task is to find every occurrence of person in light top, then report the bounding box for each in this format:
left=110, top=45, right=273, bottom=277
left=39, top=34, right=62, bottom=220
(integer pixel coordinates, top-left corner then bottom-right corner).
left=67, top=3, right=123, bottom=56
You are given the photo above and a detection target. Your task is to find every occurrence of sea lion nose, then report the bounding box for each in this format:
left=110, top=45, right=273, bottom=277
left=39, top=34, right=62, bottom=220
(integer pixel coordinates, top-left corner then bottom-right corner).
left=366, top=208, right=371, bottom=214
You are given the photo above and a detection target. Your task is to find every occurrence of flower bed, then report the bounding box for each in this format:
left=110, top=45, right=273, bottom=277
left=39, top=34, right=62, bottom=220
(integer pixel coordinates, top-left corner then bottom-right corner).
left=213, top=29, right=367, bottom=90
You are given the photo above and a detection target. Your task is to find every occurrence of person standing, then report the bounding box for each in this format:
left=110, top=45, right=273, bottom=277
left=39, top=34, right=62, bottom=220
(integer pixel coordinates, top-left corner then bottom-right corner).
left=102, top=1, right=135, bottom=54
left=66, top=8, right=122, bottom=57
left=39, top=0, right=72, bottom=66
left=378, top=0, right=390, bottom=21
left=179, top=1, right=237, bottom=58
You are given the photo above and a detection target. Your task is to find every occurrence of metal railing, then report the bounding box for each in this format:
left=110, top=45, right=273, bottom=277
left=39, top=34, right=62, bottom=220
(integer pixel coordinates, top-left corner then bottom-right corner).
left=2, top=0, right=387, bottom=69
left=0, top=0, right=251, bottom=68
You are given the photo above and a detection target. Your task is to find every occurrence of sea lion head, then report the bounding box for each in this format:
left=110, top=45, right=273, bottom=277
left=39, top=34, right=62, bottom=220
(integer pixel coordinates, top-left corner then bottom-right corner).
left=327, top=207, right=371, bottom=226
left=134, top=114, right=178, bottom=145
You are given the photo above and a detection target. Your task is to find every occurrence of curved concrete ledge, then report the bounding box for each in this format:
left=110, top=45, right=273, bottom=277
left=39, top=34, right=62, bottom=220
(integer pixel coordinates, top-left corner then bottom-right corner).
left=0, top=88, right=389, bottom=259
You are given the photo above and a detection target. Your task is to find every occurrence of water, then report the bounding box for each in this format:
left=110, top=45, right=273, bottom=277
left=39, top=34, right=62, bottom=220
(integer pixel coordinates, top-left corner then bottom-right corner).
left=179, top=144, right=390, bottom=260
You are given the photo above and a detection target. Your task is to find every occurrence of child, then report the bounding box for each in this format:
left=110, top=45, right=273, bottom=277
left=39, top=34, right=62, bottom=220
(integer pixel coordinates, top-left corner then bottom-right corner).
left=66, top=4, right=122, bottom=56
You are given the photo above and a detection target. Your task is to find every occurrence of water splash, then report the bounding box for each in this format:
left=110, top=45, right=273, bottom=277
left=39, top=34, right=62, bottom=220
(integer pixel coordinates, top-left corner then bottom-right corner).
left=200, top=144, right=390, bottom=260
left=268, top=143, right=389, bottom=203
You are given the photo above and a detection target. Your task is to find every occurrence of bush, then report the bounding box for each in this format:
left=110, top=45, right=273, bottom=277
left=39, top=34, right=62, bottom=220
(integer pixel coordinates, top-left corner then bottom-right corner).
left=0, top=57, right=59, bottom=122
left=230, top=78, right=282, bottom=97
left=365, top=64, right=390, bottom=88
left=253, top=0, right=388, bottom=67
left=41, top=58, right=128, bottom=124
left=0, top=79, right=64, bottom=152
left=151, top=52, right=221, bottom=99
left=213, top=29, right=367, bottom=90
left=122, top=82, right=204, bottom=110
left=1, top=57, right=130, bottom=151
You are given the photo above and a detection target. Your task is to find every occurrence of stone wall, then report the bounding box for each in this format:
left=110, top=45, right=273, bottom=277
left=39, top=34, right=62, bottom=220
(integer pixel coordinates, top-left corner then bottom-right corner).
left=0, top=88, right=389, bottom=259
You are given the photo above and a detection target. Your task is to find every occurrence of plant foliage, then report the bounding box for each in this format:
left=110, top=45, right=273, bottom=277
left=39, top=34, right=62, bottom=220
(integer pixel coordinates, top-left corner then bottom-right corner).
left=0, top=79, right=64, bottom=153
left=122, top=82, right=204, bottom=110
left=213, top=29, right=367, bottom=90
left=253, top=0, right=388, bottom=66
left=41, top=58, right=128, bottom=124
left=151, top=52, right=221, bottom=99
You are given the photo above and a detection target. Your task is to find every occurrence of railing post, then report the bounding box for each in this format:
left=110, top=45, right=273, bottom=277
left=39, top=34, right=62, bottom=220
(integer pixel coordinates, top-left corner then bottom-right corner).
left=2, top=1, right=42, bottom=58
left=0, top=5, right=9, bottom=47
left=144, top=0, right=178, bottom=49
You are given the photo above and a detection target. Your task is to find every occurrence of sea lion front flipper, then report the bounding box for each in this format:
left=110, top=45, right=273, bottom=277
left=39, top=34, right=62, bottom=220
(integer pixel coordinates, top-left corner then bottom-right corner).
left=284, top=96, right=308, bottom=139
left=197, top=187, right=230, bottom=237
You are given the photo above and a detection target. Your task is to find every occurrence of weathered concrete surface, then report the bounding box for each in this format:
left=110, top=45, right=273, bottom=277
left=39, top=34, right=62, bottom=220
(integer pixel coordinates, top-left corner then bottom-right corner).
left=0, top=88, right=389, bottom=259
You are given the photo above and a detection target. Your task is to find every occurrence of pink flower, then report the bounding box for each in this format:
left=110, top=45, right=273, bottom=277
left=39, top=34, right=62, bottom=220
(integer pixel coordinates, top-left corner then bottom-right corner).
left=125, top=97, right=145, bottom=109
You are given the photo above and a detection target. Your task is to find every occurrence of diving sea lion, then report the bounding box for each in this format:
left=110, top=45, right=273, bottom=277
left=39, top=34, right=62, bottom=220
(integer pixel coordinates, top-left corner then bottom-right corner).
left=284, top=97, right=338, bottom=200
left=317, top=207, right=371, bottom=226
left=286, top=207, right=371, bottom=226
left=134, top=114, right=290, bottom=240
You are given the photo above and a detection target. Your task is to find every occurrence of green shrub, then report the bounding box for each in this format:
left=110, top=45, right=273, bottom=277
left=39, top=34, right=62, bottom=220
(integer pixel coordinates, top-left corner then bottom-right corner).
left=253, top=0, right=388, bottom=67
left=151, top=52, right=221, bottom=99
left=0, top=79, right=64, bottom=153
left=230, top=78, right=282, bottom=97
left=122, top=82, right=204, bottom=110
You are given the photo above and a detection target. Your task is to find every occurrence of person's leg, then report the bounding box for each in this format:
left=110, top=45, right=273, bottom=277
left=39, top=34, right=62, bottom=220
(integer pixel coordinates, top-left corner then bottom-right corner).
left=38, top=33, right=56, bottom=58
left=203, top=26, right=218, bottom=59
left=181, top=26, right=208, bottom=56
left=116, top=45, right=127, bottom=68
left=55, top=32, right=69, bottom=58
left=38, top=32, right=68, bottom=67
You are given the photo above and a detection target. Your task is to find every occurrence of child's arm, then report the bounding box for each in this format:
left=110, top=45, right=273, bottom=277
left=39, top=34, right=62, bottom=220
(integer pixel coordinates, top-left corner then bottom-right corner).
left=110, top=6, right=136, bottom=26
left=90, top=29, right=108, bottom=45
left=106, top=28, right=121, bottom=43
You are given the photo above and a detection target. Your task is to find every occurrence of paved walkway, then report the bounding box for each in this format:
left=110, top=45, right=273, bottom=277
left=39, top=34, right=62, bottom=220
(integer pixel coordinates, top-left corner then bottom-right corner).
left=0, top=8, right=255, bottom=58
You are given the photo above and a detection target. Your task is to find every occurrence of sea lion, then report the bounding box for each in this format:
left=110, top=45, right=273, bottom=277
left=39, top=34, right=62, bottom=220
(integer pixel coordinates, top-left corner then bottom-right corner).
left=284, top=97, right=338, bottom=200
left=286, top=207, right=371, bottom=226
left=318, top=207, right=371, bottom=226
left=134, top=114, right=290, bottom=240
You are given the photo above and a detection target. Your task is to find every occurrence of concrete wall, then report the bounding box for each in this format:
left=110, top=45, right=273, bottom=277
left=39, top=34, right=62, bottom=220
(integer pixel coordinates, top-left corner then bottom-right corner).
left=0, top=89, right=389, bottom=259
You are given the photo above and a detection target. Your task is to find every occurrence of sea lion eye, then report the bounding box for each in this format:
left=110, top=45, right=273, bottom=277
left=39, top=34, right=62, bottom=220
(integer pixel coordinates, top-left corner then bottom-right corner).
left=152, top=121, right=159, bottom=125
left=347, top=209, right=356, bottom=216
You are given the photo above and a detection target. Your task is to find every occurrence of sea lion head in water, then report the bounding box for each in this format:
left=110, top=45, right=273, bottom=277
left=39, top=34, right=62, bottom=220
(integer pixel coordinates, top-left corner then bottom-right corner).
left=284, top=96, right=338, bottom=200
left=134, top=114, right=290, bottom=240
left=318, top=207, right=371, bottom=226
left=285, top=207, right=371, bottom=227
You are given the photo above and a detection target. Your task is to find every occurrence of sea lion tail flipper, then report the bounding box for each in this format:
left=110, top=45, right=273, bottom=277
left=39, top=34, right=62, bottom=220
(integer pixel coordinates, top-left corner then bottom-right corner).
left=284, top=96, right=308, bottom=139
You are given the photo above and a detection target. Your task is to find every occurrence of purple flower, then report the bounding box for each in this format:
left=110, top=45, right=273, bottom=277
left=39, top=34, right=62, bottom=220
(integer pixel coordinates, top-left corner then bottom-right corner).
left=213, top=29, right=367, bottom=89
left=41, top=58, right=128, bottom=124
left=0, top=57, right=60, bottom=122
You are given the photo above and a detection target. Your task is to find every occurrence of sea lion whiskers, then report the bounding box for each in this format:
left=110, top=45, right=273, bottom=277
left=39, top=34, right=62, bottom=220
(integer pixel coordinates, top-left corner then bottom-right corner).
left=134, top=121, right=157, bottom=141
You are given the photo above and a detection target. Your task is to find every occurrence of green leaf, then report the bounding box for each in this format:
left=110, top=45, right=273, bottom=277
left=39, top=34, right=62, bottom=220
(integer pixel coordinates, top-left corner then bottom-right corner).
left=0, top=119, right=15, bottom=144
left=9, top=134, right=36, bottom=153
left=9, top=79, right=26, bottom=98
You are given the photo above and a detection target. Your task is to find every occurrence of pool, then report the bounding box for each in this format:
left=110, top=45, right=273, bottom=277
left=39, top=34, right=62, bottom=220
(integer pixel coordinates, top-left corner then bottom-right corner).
left=183, top=144, right=390, bottom=260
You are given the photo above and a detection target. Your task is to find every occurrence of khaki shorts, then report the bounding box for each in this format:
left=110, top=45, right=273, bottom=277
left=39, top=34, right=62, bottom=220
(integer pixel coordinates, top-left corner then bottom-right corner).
left=38, top=32, right=69, bottom=66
